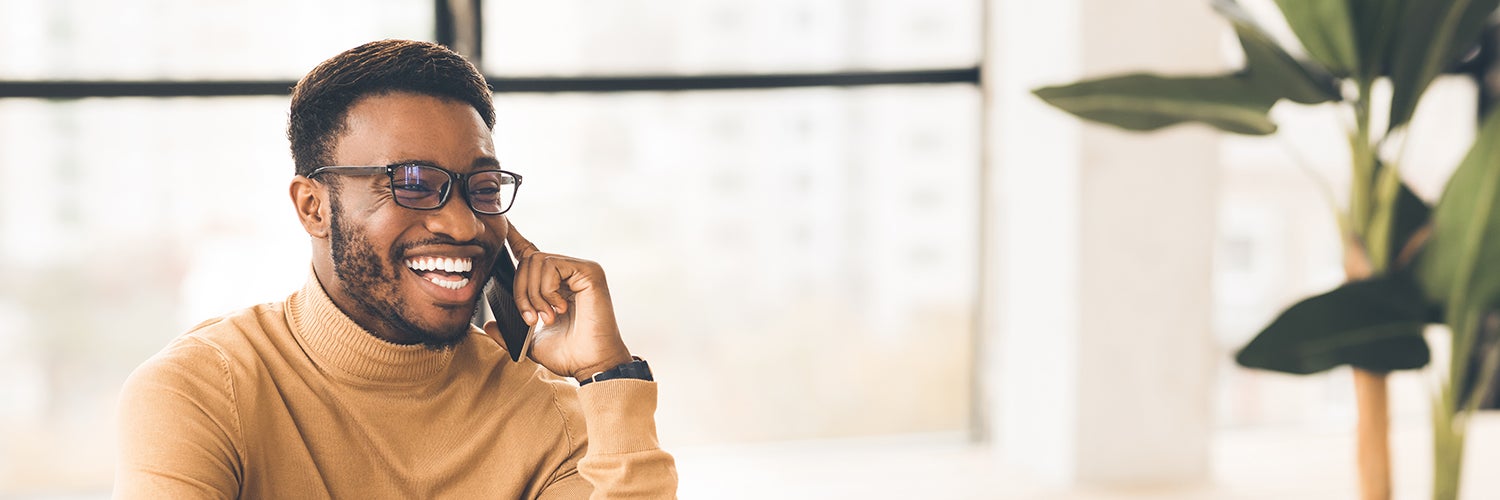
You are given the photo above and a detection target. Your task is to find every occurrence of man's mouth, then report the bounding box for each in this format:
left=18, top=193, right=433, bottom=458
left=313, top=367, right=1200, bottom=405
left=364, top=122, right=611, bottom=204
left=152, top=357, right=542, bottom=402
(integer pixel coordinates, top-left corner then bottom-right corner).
left=404, top=256, right=475, bottom=290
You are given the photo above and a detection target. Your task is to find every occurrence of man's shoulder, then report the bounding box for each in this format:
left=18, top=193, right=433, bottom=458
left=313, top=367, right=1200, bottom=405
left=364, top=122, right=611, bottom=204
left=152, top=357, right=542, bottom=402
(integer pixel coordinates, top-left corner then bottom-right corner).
left=115, top=308, right=274, bottom=492
left=126, top=302, right=287, bottom=394
left=180, top=301, right=287, bottom=347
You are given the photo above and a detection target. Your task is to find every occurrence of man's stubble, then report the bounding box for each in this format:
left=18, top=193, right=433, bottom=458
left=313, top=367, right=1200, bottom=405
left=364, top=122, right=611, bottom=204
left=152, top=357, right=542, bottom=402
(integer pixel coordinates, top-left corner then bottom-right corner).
left=328, top=194, right=479, bottom=350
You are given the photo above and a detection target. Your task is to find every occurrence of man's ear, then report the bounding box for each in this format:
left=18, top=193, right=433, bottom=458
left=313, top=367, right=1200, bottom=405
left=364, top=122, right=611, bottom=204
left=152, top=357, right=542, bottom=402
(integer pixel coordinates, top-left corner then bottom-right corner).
left=290, top=176, right=332, bottom=239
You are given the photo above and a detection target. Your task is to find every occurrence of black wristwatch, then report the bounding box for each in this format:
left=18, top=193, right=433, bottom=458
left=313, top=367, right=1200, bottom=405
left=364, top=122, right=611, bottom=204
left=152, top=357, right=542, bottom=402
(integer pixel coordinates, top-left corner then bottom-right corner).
left=577, top=357, right=653, bottom=386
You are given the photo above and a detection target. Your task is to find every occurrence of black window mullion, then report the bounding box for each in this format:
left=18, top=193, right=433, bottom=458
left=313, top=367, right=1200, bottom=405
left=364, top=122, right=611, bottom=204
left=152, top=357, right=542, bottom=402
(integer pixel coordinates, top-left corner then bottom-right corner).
left=436, top=0, right=484, bottom=66
left=0, top=1, right=981, bottom=100
left=0, top=67, right=982, bottom=99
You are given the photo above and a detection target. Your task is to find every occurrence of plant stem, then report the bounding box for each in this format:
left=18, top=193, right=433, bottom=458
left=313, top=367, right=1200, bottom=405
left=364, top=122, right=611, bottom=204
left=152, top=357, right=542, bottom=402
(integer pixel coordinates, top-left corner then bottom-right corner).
left=1355, top=369, right=1392, bottom=500
left=1433, top=383, right=1467, bottom=500
left=1346, top=78, right=1400, bottom=500
left=1349, top=80, right=1376, bottom=247
left=1436, top=314, right=1500, bottom=499
left=1342, top=242, right=1390, bottom=500
left=1368, top=162, right=1402, bottom=273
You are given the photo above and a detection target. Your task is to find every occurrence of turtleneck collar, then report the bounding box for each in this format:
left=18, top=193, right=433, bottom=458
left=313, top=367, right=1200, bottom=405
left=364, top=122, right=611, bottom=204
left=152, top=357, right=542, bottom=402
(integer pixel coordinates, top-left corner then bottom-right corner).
left=286, top=273, right=455, bottom=385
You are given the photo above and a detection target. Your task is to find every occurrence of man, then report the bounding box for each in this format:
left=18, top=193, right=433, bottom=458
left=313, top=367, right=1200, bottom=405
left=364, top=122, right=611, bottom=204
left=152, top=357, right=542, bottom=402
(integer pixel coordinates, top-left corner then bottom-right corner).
left=115, top=40, right=677, bottom=498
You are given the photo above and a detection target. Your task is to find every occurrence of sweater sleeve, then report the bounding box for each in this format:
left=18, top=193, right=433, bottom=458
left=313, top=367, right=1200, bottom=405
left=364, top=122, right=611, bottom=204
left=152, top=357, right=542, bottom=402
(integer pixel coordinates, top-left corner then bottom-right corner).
left=539, top=379, right=677, bottom=500
left=114, top=341, right=242, bottom=500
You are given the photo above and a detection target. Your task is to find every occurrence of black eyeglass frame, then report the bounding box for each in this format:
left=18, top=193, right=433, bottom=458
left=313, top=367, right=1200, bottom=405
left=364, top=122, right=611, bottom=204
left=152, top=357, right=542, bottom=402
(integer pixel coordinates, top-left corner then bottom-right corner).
left=308, top=163, right=523, bottom=215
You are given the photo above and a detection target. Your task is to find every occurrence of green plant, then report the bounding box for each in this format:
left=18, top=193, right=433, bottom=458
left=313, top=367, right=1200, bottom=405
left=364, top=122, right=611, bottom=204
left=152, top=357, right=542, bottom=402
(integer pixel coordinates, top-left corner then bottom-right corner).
left=1031, top=1, right=1500, bottom=499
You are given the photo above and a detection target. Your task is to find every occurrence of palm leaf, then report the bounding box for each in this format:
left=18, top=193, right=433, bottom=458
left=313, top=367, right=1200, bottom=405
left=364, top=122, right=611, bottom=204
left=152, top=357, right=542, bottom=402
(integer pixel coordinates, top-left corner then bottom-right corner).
left=1215, top=0, right=1341, bottom=104
left=1034, top=74, right=1277, bottom=135
left=1236, top=273, right=1430, bottom=374
left=1386, top=0, right=1500, bottom=129
left=1272, top=0, right=1361, bottom=77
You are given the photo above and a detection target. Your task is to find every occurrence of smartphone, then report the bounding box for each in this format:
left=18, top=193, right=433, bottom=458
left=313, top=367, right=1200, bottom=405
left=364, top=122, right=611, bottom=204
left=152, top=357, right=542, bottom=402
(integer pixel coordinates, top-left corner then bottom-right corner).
left=486, top=241, right=531, bottom=362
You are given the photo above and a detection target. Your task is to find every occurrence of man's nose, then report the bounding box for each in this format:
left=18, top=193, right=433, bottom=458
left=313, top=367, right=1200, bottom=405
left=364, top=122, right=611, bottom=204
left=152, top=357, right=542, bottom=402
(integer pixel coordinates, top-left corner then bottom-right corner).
left=425, top=189, right=482, bottom=242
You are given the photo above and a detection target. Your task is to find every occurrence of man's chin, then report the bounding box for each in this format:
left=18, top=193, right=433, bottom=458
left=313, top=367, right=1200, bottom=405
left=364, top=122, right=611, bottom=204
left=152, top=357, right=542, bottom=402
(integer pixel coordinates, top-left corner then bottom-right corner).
left=408, top=311, right=481, bottom=351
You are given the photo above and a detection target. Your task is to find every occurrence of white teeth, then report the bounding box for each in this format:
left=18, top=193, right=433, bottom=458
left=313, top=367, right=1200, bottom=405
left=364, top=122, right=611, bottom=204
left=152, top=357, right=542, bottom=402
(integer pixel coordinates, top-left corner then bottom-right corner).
left=399, top=256, right=473, bottom=290
left=404, top=256, right=473, bottom=274
left=422, top=276, right=470, bottom=290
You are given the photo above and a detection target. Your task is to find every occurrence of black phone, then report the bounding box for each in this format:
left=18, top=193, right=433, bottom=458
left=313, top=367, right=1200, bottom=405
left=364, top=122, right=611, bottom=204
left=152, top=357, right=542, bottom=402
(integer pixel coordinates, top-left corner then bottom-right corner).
left=486, top=242, right=531, bottom=362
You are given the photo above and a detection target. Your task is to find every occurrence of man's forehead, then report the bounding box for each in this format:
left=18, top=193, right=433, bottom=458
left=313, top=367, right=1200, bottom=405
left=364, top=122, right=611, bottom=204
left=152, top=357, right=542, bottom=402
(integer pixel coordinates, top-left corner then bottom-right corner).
left=334, top=92, right=497, bottom=169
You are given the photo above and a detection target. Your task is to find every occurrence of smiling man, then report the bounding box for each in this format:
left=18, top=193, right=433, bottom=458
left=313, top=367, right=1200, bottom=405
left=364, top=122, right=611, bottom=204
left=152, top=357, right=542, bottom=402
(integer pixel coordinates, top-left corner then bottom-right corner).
left=115, top=40, right=677, bottom=499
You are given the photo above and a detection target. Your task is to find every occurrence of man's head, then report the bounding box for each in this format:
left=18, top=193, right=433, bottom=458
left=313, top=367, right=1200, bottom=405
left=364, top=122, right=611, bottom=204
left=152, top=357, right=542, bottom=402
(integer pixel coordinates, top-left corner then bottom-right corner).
left=288, top=39, right=495, bottom=176
left=287, top=40, right=510, bottom=350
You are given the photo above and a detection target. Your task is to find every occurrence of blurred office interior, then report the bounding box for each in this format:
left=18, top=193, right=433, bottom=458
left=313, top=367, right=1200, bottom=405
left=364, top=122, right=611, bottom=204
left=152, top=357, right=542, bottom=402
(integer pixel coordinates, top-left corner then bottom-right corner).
left=0, top=0, right=1497, bottom=498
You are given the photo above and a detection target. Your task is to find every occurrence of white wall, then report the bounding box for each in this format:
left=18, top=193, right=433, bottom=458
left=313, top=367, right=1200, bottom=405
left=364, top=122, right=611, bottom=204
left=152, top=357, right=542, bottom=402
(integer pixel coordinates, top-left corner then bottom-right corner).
left=982, top=0, right=1224, bottom=486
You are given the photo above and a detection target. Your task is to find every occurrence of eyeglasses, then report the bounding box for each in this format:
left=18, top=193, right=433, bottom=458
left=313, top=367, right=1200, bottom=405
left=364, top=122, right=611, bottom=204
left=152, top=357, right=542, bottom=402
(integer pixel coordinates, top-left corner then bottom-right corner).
left=308, top=163, right=523, bottom=215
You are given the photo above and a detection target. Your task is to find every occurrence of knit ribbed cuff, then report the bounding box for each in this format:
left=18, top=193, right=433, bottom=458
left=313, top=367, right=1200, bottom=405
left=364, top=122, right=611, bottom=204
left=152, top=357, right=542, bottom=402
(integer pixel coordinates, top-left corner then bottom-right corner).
left=576, top=379, right=662, bottom=455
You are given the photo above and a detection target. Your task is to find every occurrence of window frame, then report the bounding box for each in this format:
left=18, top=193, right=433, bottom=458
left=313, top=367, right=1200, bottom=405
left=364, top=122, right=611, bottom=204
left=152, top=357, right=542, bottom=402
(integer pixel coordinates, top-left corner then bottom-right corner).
left=0, top=0, right=992, bottom=439
left=0, top=0, right=983, bottom=98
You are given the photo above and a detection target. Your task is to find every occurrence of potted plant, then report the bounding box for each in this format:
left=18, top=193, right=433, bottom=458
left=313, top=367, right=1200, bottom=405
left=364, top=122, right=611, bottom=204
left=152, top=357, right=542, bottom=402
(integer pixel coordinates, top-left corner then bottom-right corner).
left=1031, top=1, right=1500, bottom=499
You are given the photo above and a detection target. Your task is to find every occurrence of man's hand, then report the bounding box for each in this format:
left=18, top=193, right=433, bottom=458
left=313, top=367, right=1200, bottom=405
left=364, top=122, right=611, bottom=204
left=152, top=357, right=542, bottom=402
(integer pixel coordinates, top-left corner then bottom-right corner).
left=482, top=224, right=633, bottom=381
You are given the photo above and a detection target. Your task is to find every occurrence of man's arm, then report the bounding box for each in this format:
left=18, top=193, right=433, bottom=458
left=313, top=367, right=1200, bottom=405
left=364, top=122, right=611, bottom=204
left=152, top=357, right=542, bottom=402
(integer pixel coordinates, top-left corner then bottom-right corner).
left=534, top=380, right=677, bottom=500
left=491, top=223, right=678, bottom=498
left=571, top=380, right=678, bottom=497
left=115, top=341, right=241, bottom=500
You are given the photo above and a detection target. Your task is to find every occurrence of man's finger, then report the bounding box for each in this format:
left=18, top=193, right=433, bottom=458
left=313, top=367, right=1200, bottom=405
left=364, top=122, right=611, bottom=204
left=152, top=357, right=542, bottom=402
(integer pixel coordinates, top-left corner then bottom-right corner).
left=540, top=263, right=569, bottom=316
left=524, top=254, right=552, bottom=324
left=512, top=292, right=538, bottom=326
left=510, top=255, right=539, bottom=325
left=505, top=221, right=541, bottom=260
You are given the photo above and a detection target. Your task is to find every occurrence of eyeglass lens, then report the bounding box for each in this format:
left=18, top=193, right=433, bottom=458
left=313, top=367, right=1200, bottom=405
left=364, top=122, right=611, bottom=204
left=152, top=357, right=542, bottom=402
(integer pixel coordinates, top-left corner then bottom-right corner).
left=391, top=164, right=517, bottom=214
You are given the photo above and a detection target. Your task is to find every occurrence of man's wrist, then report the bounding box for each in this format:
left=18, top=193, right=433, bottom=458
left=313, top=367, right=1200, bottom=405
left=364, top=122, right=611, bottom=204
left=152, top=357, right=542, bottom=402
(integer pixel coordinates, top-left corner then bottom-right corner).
left=573, top=353, right=635, bottom=381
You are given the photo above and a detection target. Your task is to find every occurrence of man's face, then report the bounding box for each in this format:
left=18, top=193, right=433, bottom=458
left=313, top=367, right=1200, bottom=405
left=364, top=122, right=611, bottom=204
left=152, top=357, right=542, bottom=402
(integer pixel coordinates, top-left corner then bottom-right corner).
left=320, top=91, right=507, bottom=349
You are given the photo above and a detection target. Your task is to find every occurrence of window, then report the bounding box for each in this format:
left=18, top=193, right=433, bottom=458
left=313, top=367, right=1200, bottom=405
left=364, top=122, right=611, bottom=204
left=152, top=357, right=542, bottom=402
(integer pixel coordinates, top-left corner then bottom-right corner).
left=0, top=1, right=983, bottom=494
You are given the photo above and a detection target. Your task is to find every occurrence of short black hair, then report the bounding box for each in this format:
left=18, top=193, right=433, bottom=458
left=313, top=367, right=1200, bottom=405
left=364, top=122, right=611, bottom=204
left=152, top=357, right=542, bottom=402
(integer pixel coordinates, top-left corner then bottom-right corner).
left=287, top=39, right=495, bottom=177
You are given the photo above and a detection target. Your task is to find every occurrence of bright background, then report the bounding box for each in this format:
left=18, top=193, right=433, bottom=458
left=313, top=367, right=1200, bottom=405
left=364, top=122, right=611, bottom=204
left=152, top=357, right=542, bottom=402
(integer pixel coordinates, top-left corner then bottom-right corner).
left=0, top=0, right=1494, bottom=498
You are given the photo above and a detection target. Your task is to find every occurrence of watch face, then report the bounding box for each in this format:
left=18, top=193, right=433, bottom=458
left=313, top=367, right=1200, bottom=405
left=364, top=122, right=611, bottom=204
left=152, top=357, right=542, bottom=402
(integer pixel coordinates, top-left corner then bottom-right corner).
left=621, top=359, right=652, bottom=380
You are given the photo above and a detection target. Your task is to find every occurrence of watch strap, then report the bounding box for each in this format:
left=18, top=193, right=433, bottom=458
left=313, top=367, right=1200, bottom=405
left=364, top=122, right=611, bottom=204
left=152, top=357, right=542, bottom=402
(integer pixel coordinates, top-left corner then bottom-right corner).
left=578, top=357, right=653, bottom=386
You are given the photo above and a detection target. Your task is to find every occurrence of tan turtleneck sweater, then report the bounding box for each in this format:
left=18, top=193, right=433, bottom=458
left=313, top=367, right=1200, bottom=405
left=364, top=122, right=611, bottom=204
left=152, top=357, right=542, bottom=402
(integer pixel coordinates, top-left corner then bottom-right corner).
left=114, top=276, right=677, bottom=499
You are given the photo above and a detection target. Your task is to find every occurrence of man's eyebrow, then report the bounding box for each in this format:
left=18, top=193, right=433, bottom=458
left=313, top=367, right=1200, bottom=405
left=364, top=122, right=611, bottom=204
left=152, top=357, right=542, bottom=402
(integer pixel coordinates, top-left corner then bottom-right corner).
left=386, top=158, right=502, bottom=170
left=389, top=158, right=440, bottom=167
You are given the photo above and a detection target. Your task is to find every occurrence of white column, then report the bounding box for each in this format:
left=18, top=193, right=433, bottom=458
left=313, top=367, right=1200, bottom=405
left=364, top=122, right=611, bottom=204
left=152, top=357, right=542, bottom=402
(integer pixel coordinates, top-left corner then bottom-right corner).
left=980, top=0, right=1223, bottom=486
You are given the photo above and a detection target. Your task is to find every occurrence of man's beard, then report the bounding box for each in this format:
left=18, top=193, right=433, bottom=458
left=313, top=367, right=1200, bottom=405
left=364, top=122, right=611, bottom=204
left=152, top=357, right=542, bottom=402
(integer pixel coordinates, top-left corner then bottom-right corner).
left=328, top=200, right=480, bottom=351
